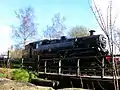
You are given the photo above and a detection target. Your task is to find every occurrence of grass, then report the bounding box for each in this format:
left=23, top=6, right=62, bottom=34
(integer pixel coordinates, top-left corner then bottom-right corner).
left=0, top=68, right=12, bottom=79
left=0, top=68, right=37, bottom=82
left=0, top=68, right=54, bottom=90
left=0, top=73, right=5, bottom=78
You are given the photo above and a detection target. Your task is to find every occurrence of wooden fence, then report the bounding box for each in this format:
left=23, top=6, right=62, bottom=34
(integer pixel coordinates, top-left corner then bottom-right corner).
left=0, top=58, right=23, bottom=68
left=23, top=55, right=108, bottom=77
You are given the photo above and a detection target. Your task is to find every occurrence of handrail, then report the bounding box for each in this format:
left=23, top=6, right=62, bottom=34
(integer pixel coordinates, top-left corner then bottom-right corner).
left=40, top=55, right=106, bottom=61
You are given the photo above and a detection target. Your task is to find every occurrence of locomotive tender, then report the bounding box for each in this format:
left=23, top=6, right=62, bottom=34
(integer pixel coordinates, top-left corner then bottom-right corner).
left=23, top=30, right=109, bottom=74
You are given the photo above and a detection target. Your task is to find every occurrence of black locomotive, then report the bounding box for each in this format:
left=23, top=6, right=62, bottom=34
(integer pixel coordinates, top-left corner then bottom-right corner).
left=23, top=30, right=107, bottom=58
left=23, top=30, right=109, bottom=75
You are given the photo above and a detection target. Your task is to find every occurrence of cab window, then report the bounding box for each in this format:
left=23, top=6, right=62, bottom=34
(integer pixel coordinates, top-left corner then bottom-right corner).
left=36, top=41, right=42, bottom=48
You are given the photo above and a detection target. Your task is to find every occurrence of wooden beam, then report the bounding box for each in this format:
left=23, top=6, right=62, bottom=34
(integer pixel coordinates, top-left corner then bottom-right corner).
left=101, top=58, right=104, bottom=78
left=44, top=60, right=47, bottom=73
left=77, top=59, right=80, bottom=76
left=31, top=78, right=59, bottom=87
left=21, top=58, right=24, bottom=68
left=58, top=59, right=61, bottom=74
left=37, top=55, right=40, bottom=72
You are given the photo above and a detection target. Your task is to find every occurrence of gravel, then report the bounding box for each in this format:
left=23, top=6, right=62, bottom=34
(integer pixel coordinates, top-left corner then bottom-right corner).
left=0, top=78, right=54, bottom=90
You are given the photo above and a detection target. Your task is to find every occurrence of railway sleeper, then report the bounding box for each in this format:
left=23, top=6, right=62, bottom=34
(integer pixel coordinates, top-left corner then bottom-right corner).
left=31, top=78, right=59, bottom=88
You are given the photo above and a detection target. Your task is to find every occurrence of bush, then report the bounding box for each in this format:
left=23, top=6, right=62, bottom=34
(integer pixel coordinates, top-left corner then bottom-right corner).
left=11, top=69, right=37, bottom=82
left=11, top=69, right=29, bottom=82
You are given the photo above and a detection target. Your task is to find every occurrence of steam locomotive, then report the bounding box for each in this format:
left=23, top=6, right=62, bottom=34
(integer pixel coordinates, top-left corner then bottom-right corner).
left=23, top=30, right=107, bottom=58
left=22, top=30, right=109, bottom=74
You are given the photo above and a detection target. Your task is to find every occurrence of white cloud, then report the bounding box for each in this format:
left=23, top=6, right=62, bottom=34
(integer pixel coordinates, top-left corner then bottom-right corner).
left=0, top=26, right=12, bottom=53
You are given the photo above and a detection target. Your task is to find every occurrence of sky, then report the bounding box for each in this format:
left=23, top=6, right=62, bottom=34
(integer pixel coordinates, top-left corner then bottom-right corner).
left=0, top=0, right=119, bottom=53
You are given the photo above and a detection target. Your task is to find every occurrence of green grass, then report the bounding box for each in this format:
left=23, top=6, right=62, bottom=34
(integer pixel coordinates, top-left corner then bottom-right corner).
left=0, top=68, right=37, bottom=82
left=0, top=73, right=5, bottom=78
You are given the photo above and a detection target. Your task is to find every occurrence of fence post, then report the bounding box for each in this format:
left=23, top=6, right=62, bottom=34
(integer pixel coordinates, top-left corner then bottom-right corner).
left=59, top=59, right=61, bottom=74
left=77, top=59, right=80, bottom=76
left=7, top=50, right=10, bottom=68
left=101, top=58, right=104, bottom=78
left=77, top=59, right=83, bottom=88
left=37, top=55, right=40, bottom=72
left=44, top=60, right=47, bottom=73
left=21, top=58, right=23, bottom=68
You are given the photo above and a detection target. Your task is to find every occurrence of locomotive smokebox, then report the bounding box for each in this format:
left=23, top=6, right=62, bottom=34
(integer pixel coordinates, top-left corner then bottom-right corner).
left=89, top=30, right=95, bottom=36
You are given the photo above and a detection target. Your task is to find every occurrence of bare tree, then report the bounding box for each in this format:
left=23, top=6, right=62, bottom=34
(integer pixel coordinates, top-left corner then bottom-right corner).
left=10, top=48, right=22, bottom=59
left=12, top=7, right=37, bottom=48
left=44, top=13, right=66, bottom=39
left=68, top=26, right=89, bottom=38
left=89, top=0, right=119, bottom=89
left=113, top=28, right=120, bottom=53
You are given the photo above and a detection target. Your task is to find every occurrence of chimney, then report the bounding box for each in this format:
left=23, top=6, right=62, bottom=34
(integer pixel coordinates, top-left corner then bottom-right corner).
left=89, top=30, right=95, bottom=36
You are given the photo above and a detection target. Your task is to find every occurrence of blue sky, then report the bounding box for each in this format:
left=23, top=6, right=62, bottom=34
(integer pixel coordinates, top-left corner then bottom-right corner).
left=3, top=0, right=119, bottom=53
left=0, top=0, right=98, bottom=30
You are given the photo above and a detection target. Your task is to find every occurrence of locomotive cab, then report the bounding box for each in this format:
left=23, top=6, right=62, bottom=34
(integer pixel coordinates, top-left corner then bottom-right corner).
left=23, top=41, right=40, bottom=59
